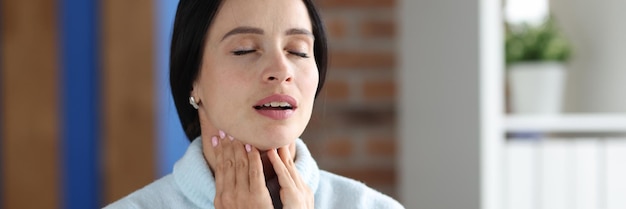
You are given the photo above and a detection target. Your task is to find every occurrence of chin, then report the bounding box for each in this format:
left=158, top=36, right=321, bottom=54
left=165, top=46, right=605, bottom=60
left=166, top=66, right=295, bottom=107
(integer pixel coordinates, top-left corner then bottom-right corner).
left=259, top=134, right=296, bottom=150
left=253, top=126, right=302, bottom=150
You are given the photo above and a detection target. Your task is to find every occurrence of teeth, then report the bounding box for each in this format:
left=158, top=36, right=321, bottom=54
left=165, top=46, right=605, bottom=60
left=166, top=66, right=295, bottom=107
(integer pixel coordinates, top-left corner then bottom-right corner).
left=279, top=102, right=291, bottom=107
left=261, top=101, right=292, bottom=107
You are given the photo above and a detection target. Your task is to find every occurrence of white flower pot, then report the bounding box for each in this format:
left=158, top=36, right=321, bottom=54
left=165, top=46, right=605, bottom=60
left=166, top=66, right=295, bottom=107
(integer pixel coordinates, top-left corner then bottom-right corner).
left=508, top=62, right=566, bottom=114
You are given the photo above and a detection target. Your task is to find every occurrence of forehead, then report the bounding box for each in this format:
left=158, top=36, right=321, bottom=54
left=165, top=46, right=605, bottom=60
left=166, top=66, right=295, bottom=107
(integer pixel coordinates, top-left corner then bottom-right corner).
left=208, top=0, right=312, bottom=39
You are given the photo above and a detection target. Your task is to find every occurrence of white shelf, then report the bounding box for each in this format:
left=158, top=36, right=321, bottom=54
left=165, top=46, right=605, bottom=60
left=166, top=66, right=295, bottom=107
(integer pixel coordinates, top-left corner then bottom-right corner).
left=505, top=114, right=626, bottom=133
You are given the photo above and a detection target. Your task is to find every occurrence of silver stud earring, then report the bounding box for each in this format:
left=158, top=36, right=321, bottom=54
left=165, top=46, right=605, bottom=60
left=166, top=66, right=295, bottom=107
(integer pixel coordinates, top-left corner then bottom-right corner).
left=189, top=96, right=200, bottom=109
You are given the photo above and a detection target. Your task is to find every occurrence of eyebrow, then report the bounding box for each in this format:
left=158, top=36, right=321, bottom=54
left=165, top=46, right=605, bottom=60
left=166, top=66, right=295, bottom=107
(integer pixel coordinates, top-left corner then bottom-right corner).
left=221, top=26, right=264, bottom=41
left=221, top=26, right=314, bottom=41
left=285, top=28, right=314, bottom=38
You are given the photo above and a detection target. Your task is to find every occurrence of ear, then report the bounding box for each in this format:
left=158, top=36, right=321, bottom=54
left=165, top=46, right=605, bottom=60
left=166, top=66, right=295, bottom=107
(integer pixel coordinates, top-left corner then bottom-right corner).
left=191, top=79, right=200, bottom=98
left=190, top=80, right=203, bottom=106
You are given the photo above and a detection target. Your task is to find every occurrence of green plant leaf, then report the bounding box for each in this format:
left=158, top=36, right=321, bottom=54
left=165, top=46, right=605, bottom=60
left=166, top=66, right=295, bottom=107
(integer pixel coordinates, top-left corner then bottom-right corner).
left=505, top=16, right=572, bottom=67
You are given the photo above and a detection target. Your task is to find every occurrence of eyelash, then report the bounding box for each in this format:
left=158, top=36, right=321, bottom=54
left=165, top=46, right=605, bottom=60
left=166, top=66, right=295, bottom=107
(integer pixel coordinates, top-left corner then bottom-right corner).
left=232, top=49, right=256, bottom=56
left=231, top=49, right=309, bottom=58
left=289, top=51, right=310, bottom=58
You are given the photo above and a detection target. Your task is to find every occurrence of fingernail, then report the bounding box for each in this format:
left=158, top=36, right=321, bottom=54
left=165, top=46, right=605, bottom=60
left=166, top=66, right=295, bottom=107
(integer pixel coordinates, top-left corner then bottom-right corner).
left=228, top=135, right=234, bottom=141
left=218, top=130, right=225, bottom=139
left=211, top=136, right=218, bottom=147
left=245, top=144, right=251, bottom=152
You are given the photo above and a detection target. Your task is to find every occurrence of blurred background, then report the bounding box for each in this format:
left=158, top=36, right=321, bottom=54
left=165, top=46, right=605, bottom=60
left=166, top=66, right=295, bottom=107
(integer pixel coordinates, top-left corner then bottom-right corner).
left=1, top=0, right=625, bottom=209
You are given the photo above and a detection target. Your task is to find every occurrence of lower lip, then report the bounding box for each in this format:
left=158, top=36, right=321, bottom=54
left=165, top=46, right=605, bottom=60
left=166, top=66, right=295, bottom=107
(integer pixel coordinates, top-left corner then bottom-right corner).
left=255, top=109, right=295, bottom=120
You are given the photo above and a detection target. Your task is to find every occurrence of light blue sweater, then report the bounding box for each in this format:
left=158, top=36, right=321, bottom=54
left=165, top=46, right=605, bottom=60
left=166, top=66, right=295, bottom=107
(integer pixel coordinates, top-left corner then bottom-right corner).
left=104, top=138, right=404, bottom=209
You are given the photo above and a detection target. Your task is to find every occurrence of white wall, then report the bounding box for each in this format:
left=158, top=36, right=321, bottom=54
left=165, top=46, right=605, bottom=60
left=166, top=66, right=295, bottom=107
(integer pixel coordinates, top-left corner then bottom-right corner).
left=551, top=0, right=626, bottom=112
left=398, top=0, right=503, bottom=208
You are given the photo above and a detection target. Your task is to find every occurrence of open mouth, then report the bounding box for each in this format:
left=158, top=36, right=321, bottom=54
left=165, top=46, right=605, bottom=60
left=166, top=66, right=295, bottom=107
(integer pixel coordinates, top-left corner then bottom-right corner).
left=253, top=94, right=297, bottom=120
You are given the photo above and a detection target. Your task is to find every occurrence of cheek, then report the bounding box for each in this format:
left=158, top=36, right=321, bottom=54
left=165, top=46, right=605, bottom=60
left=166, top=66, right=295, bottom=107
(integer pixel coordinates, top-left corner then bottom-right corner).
left=303, top=68, right=320, bottom=98
left=300, top=63, right=319, bottom=98
left=296, top=66, right=319, bottom=120
left=201, top=57, right=250, bottom=96
left=199, top=66, right=246, bottom=115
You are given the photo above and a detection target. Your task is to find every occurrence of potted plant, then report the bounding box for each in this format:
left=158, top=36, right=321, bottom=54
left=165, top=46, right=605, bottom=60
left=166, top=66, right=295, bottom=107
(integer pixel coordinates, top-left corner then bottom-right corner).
left=505, top=16, right=573, bottom=114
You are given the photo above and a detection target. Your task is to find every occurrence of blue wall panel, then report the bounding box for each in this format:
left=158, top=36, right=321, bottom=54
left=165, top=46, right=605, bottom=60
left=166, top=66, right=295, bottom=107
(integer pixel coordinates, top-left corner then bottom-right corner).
left=156, top=0, right=189, bottom=176
left=59, top=0, right=101, bottom=208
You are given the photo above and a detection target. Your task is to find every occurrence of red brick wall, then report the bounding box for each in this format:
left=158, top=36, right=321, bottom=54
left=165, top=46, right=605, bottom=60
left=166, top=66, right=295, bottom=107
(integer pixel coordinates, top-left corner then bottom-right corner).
left=302, top=0, right=398, bottom=198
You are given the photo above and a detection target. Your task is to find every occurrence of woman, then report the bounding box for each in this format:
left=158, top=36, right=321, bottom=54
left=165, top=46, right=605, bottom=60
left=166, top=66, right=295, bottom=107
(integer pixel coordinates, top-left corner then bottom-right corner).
left=106, top=0, right=404, bottom=208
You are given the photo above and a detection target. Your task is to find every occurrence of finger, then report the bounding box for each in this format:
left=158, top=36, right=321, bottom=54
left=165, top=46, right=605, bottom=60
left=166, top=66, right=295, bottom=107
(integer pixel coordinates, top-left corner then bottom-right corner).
left=212, top=135, right=227, bottom=209
left=268, top=148, right=296, bottom=190
left=213, top=136, right=224, bottom=192
left=278, top=146, right=304, bottom=189
left=247, top=145, right=267, bottom=193
left=232, top=138, right=249, bottom=193
left=220, top=136, right=236, bottom=191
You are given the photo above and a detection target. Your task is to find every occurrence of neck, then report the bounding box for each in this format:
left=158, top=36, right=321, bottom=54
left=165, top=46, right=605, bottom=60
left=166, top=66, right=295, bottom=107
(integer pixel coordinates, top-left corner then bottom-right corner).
left=199, top=134, right=298, bottom=179
left=260, top=151, right=282, bottom=208
left=260, top=151, right=277, bottom=181
left=199, top=136, right=296, bottom=209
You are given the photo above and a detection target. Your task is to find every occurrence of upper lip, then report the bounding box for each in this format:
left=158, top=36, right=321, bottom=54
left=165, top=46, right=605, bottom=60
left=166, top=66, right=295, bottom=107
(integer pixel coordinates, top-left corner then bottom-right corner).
left=253, top=94, right=298, bottom=109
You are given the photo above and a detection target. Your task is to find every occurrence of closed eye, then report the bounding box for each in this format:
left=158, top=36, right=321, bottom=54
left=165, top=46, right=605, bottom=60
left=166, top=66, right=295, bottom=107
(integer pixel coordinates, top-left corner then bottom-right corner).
left=232, top=49, right=256, bottom=56
left=288, top=51, right=310, bottom=58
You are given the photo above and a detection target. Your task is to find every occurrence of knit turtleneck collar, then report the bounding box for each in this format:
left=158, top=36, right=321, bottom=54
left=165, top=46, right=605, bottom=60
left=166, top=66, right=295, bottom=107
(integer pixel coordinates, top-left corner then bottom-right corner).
left=173, top=137, right=320, bottom=208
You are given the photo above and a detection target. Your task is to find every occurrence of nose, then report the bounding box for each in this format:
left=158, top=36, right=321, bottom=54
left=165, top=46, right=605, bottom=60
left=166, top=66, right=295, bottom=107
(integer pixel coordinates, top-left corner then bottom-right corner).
left=263, top=52, right=293, bottom=83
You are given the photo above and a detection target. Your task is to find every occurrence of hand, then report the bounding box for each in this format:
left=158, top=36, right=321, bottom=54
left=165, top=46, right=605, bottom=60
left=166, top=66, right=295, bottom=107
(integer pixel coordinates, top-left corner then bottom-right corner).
left=212, top=134, right=273, bottom=209
left=268, top=146, right=314, bottom=209
left=210, top=131, right=314, bottom=209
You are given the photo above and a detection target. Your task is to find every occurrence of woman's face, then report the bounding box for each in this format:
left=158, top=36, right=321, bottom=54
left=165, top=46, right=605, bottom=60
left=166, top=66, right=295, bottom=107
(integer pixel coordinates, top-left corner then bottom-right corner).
left=193, top=0, right=318, bottom=150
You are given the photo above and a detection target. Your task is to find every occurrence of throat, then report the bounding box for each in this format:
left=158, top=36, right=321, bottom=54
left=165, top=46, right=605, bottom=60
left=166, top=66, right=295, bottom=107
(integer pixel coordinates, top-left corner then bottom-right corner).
left=266, top=176, right=283, bottom=209
left=260, top=151, right=277, bottom=180
left=260, top=152, right=282, bottom=208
